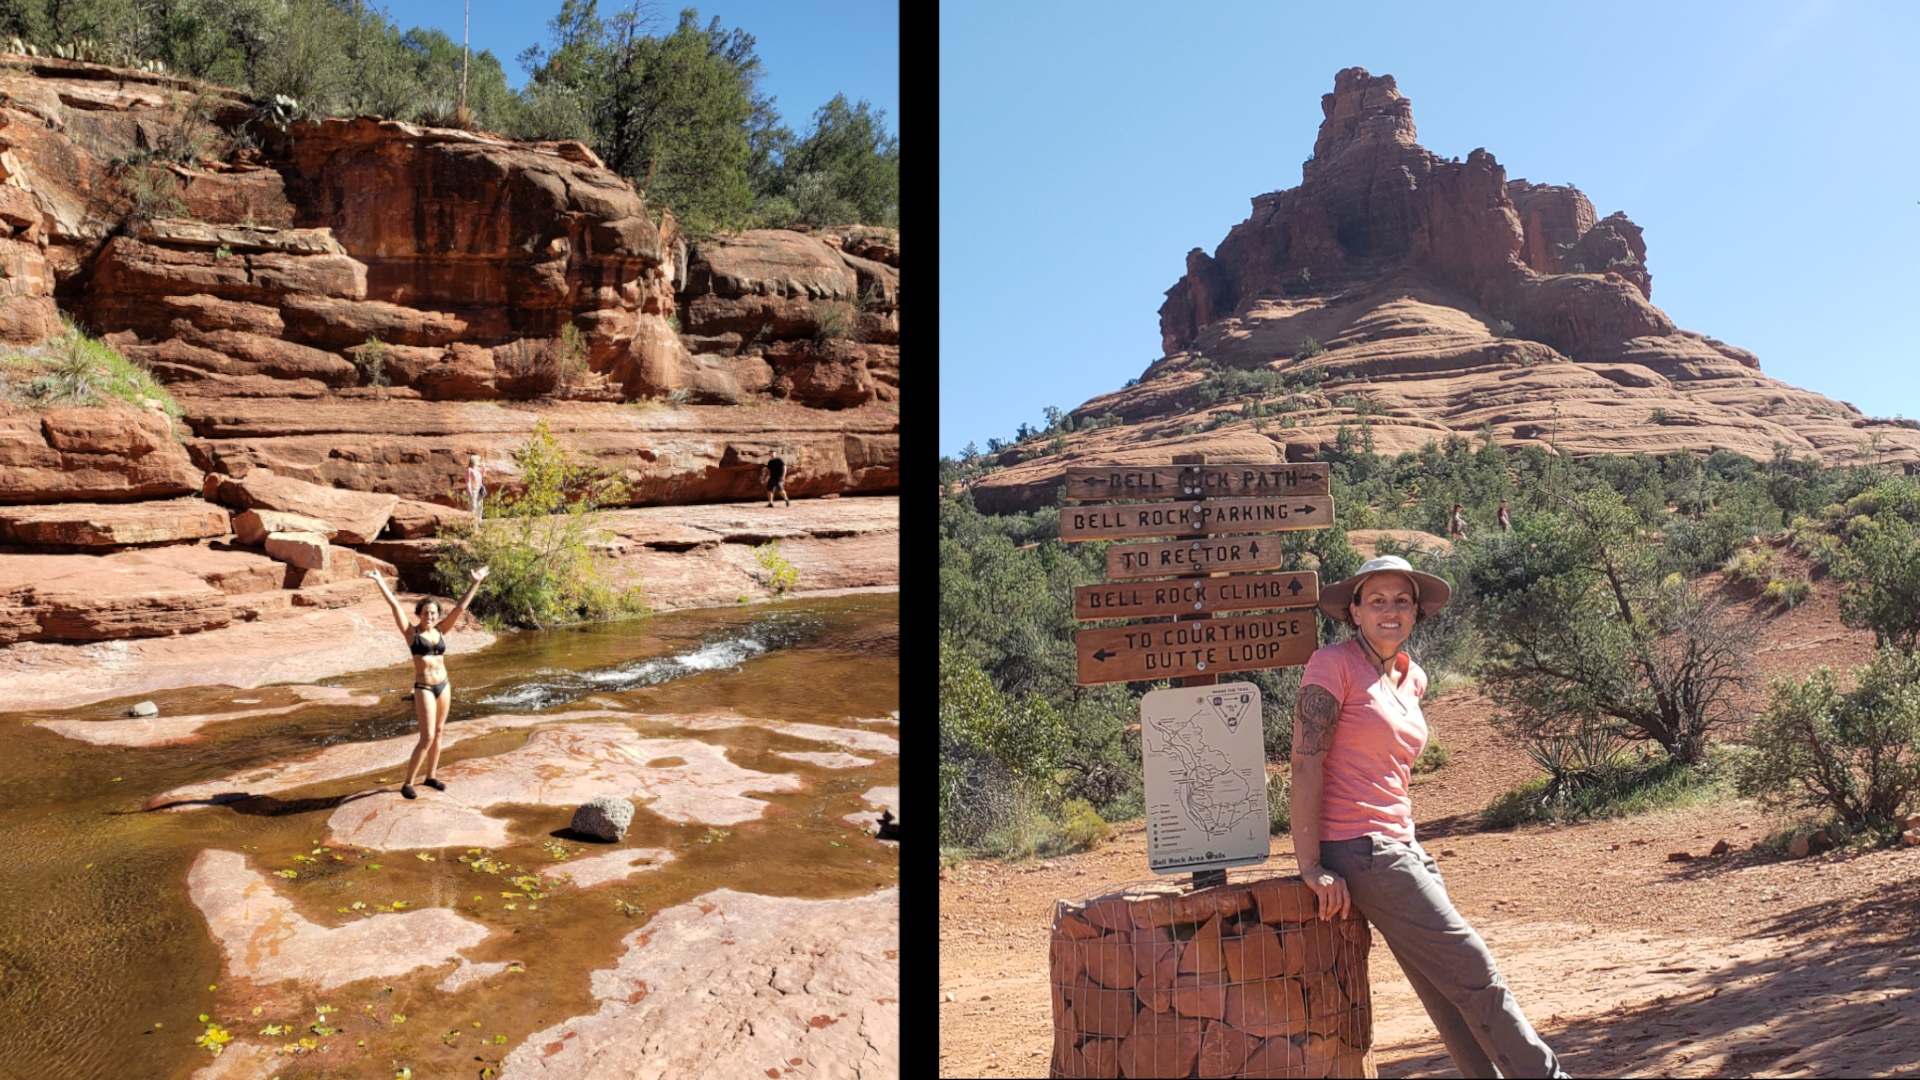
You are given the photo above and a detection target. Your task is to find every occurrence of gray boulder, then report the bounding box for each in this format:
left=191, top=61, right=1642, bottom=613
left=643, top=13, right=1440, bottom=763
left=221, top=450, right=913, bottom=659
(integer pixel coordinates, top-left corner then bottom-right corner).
left=572, top=795, right=634, bottom=842
left=129, top=701, right=158, bottom=717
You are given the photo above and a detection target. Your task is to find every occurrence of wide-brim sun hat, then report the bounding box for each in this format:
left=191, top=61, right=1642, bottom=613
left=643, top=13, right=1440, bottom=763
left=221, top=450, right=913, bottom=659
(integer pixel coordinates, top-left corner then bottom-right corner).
left=1317, top=554, right=1452, bottom=626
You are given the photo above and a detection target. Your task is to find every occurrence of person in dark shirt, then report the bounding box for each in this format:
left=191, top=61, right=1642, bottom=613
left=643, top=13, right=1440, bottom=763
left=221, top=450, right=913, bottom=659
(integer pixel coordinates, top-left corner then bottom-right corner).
left=1449, top=503, right=1466, bottom=541
left=763, top=453, right=791, bottom=508
left=1498, top=500, right=1512, bottom=532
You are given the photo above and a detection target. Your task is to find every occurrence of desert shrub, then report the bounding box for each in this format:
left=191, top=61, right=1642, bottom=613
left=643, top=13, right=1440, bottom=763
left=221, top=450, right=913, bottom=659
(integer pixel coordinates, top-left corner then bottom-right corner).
left=1294, top=336, right=1327, bottom=360
left=1722, top=546, right=1774, bottom=585
left=1482, top=747, right=1734, bottom=828
left=1413, top=738, right=1451, bottom=774
left=1267, top=774, right=1291, bottom=835
left=940, top=636, right=1069, bottom=850
left=1649, top=408, right=1669, bottom=423
left=1057, top=799, right=1112, bottom=851
left=667, top=387, right=692, bottom=409
left=118, top=160, right=189, bottom=221
left=1470, top=490, right=1756, bottom=763
left=1829, top=478, right=1920, bottom=652
left=432, top=419, right=645, bottom=629
left=813, top=300, right=858, bottom=343
left=2, top=322, right=181, bottom=417
left=1739, top=648, right=1920, bottom=827
left=752, top=539, right=798, bottom=594
left=354, top=336, right=389, bottom=398
left=1763, top=576, right=1812, bottom=608
left=1492, top=318, right=1515, bottom=338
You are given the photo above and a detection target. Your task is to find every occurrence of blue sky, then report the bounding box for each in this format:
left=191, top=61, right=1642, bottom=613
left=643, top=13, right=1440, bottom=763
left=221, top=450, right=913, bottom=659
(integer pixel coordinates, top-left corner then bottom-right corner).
left=940, top=0, right=1920, bottom=456
left=379, top=0, right=898, bottom=137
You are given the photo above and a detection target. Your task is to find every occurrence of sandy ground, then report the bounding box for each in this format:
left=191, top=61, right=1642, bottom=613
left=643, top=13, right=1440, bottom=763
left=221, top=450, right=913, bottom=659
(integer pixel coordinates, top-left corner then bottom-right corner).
left=938, top=556, right=1920, bottom=1078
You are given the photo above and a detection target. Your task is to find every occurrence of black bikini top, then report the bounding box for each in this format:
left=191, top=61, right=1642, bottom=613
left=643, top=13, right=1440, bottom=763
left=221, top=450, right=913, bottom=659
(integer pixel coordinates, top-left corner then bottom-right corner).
left=411, top=630, right=446, bottom=656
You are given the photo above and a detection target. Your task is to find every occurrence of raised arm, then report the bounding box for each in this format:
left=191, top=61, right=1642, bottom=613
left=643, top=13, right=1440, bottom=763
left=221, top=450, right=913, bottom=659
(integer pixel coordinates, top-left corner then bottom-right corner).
left=363, top=571, right=412, bottom=637
left=1289, top=683, right=1350, bottom=921
left=436, top=566, right=489, bottom=633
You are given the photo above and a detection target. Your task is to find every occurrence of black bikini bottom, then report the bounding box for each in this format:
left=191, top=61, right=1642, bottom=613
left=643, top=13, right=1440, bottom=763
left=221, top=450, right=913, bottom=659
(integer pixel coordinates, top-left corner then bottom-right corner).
left=414, top=679, right=451, bottom=699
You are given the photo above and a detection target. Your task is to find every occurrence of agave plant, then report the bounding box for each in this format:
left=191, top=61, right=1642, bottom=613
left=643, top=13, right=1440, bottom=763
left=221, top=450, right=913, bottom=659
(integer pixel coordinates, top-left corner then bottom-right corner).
left=1523, top=724, right=1631, bottom=804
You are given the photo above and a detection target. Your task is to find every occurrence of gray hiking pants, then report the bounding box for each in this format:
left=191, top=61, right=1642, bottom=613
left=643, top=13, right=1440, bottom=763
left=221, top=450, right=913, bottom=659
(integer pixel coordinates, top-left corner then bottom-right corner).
left=1321, top=835, right=1569, bottom=1079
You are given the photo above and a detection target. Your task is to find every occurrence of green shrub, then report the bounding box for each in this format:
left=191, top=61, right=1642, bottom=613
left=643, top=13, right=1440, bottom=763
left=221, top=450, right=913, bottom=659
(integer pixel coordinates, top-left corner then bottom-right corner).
left=1294, top=337, right=1327, bottom=360
left=813, top=300, right=857, bottom=343
left=2, top=322, right=182, bottom=418
left=1413, top=739, right=1451, bottom=774
left=1649, top=408, right=1669, bottom=423
left=432, top=418, right=646, bottom=629
left=753, top=539, right=799, bottom=594
left=1058, top=799, right=1112, bottom=851
left=354, top=336, right=389, bottom=398
left=1722, top=546, right=1774, bottom=585
left=119, top=159, right=189, bottom=221
left=1481, top=751, right=1732, bottom=828
left=667, top=387, right=691, bottom=409
left=1738, top=648, right=1920, bottom=828
left=1829, top=479, right=1920, bottom=651
left=1493, top=318, right=1515, bottom=338
left=1763, top=576, right=1812, bottom=608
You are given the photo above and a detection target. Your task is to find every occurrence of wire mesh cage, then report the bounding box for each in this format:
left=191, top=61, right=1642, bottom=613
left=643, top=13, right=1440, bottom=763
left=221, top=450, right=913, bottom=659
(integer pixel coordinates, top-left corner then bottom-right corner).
left=1050, top=868, right=1374, bottom=1079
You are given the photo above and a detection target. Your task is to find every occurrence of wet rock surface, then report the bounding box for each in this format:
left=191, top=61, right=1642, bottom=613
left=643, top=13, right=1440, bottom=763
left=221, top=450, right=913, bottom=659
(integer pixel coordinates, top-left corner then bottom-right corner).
left=498, top=887, right=899, bottom=1080
left=541, top=847, right=677, bottom=890
left=843, top=787, right=900, bottom=832
left=187, top=849, right=491, bottom=991
left=40, top=684, right=379, bottom=746
left=323, top=727, right=806, bottom=849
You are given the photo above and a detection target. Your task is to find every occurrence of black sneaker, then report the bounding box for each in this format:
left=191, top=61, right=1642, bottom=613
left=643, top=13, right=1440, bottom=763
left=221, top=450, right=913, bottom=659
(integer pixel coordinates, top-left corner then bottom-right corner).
left=423, top=778, right=446, bottom=791
left=401, top=784, right=417, bottom=800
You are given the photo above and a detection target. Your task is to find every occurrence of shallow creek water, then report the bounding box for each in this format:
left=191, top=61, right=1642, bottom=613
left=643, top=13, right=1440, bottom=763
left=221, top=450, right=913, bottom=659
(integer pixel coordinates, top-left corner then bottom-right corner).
left=0, top=593, right=899, bottom=1080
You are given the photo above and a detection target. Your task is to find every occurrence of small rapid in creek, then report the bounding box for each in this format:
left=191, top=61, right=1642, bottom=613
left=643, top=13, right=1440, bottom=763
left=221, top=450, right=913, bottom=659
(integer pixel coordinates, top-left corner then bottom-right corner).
left=0, top=592, right=899, bottom=1080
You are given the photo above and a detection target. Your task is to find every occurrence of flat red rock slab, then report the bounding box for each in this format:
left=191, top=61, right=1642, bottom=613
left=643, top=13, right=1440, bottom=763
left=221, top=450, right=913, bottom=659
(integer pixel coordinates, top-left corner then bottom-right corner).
left=187, top=849, right=490, bottom=991
left=842, top=786, right=899, bottom=831
left=147, top=710, right=615, bottom=810
left=663, top=714, right=899, bottom=757
left=496, top=887, right=898, bottom=1080
left=39, top=685, right=378, bottom=746
left=541, top=848, right=677, bottom=890
left=324, top=728, right=804, bottom=849
left=775, top=750, right=877, bottom=769
left=0, top=497, right=231, bottom=546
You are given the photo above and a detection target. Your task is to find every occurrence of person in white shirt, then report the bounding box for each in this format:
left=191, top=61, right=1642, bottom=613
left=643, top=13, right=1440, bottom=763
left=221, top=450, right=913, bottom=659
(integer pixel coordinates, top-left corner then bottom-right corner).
left=465, top=455, right=486, bottom=521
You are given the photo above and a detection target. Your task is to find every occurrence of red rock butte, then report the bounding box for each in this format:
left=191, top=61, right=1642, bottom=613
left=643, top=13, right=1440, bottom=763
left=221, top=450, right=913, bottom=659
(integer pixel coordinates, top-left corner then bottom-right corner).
left=971, top=67, right=1920, bottom=514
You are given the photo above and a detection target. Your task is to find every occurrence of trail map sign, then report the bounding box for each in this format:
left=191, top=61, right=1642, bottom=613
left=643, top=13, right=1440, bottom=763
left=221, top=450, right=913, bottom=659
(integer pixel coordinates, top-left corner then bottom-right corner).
left=1057, top=496, right=1335, bottom=542
left=1107, top=535, right=1285, bottom=580
left=1073, top=571, right=1320, bottom=621
left=1075, top=609, right=1316, bottom=686
left=1062, top=463, right=1330, bottom=501
left=1139, top=682, right=1270, bottom=874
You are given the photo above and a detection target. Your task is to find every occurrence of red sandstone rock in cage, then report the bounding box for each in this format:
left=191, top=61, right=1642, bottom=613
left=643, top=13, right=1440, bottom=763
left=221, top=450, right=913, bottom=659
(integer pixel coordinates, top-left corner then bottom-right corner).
left=1120, top=1005, right=1203, bottom=1077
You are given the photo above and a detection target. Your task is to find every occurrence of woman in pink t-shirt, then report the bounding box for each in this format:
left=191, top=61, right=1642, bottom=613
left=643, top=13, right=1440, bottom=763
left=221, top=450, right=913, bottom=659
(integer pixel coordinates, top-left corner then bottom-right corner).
left=1290, top=555, right=1568, bottom=1078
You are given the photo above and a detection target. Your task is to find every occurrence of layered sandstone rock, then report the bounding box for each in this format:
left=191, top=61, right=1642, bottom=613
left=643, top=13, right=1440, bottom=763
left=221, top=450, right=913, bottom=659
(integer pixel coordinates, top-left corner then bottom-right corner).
left=0, top=496, right=228, bottom=545
left=209, top=468, right=397, bottom=543
left=971, top=68, right=1920, bottom=513
left=0, top=406, right=200, bottom=504
left=497, top=887, right=899, bottom=1080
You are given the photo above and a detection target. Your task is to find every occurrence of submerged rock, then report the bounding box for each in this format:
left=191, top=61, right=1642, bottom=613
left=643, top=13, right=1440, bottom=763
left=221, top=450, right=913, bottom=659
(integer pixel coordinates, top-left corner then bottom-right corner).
left=573, top=794, right=635, bottom=841
left=541, top=848, right=676, bottom=890
left=498, top=887, right=899, bottom=1080
left=842, top=787, right=900, bottom=832
left=187, top=849, right=490, bottom=990
left=45, top=685, right=378, bottom=747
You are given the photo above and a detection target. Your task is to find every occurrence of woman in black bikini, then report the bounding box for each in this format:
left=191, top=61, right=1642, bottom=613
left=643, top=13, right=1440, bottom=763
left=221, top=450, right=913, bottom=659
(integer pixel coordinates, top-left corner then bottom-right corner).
left=365, top=566, right=489, bottom=799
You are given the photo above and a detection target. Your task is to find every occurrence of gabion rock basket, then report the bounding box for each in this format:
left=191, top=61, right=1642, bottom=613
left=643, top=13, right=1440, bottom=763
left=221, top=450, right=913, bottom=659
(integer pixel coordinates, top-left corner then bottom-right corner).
left=1050, top=870, right=1373, bottom=1078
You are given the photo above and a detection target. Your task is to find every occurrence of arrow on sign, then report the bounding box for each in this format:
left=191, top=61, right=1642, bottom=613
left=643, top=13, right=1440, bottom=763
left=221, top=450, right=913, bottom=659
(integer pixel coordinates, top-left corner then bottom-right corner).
left=1287, top=577, right=1303, bottom=595
left=1082, top=476, right=1105, bottom=486
left=1092, top=648, right=1117, bottom=662
left=1249, top=541, right=1261, bottom=557
left=1296, top=505, right=1317, bottom=515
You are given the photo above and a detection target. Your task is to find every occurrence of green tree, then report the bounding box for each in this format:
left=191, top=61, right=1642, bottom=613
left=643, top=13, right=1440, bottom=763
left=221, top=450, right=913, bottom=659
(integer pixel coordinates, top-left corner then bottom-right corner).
left=1740, top=648, right=1920, bottom=827
left=769, top=94, right=898, bottom=227
left=1831, top=478, right=1920, bottom=652
left=1471, top=490, right=1754, bottom=764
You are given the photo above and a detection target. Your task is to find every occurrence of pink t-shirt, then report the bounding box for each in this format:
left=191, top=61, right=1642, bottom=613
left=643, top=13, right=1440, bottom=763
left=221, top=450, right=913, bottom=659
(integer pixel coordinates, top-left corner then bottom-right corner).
left=1301, top=638, right=1428, bottom=843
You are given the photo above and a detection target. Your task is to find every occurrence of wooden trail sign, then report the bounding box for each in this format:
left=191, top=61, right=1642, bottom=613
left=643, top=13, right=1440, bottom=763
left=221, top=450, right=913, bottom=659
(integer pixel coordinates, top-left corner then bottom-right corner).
left=1075, top=609, right=1317, bottom=686
left=1107, top=535, right=1285, bottom=580
left=1062, top=463, right=1330, bottom=502
left=1074, top=571, right=1320, bottom=622
left=1058, top=496, right=1335, bottom=542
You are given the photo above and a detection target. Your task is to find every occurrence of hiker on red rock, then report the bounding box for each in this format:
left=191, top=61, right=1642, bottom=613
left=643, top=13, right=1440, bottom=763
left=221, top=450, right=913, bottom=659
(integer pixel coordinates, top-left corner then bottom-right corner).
left=1449, top=503, right=1466, bottom=540
left=465, top=455, right=486, bottom=522
left=763, top=451, right=791, bottom=508
left=1290, top=555, right=1569, bottom=1079
left=365, top=566, right=489, bottom=801
left=1499, top=500, right=1511, bottom=532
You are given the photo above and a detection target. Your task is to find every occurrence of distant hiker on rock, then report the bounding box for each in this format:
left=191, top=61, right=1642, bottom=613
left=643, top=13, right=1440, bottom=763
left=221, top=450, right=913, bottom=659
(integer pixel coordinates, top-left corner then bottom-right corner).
left=365, top=566, right=489, bottom=801
left=763, top=452, right=791, bottom=508
left=1291, top=555, right=1570, bottom=1079
left=465, top=455, right=486, bottom=522
left=1449, top=502, right=1466, bottom=541
left=1499, top=499, right=1511, bottom=532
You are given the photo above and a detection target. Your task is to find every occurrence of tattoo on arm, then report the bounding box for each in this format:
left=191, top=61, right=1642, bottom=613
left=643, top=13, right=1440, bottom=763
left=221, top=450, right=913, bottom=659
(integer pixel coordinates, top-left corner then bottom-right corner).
left=1293, top=685, right=1341, bottom=758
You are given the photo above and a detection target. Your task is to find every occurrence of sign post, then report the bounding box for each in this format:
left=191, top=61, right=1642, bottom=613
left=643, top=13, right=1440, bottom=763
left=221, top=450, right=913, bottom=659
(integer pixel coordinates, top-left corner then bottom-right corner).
left=1064, top=454, right=1335, bottom=887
